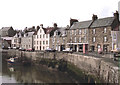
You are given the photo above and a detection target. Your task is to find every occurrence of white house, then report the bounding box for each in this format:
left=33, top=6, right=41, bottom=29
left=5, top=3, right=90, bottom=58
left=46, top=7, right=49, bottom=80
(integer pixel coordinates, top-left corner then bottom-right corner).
left=111, top=31, right=120, bottom=52
left=33, top=24, right=54, bottom=50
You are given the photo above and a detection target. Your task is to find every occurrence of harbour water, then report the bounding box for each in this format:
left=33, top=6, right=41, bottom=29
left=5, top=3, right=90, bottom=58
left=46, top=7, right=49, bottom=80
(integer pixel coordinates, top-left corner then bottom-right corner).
left=1, top=56, right=97, bottom=84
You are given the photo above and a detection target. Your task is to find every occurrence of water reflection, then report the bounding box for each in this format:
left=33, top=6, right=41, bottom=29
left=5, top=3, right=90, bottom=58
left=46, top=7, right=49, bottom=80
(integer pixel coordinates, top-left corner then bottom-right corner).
left=2, top=61, right=75, bottom=83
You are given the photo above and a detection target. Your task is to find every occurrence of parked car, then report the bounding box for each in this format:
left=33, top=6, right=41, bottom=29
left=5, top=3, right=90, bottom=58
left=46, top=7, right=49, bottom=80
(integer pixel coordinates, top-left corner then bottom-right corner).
left=62, top=48, right=72, bottom=52
left=13, top=47, right=16, bottom=49
left=26, top=48, right=34, bottom=52
left=19, top=47, right=26, bottom=51
left=45, top=48, right=56, bottom=52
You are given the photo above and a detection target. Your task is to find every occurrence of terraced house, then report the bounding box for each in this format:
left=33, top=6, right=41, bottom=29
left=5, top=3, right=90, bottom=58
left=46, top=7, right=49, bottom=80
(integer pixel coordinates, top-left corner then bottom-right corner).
left=50, top=26, right=68, bottom=51
left=89, top=11, right=120, bottom=53
left=33, top=24, right=55, bottom=51
left=67, top=19, right=93, bottom=53
left=68, top=11, right=120, bottom=53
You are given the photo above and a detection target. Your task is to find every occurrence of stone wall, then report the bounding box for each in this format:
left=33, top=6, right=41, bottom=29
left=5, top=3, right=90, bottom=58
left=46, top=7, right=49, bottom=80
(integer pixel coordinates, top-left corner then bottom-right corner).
left=2, top=50, right=119, bottom=83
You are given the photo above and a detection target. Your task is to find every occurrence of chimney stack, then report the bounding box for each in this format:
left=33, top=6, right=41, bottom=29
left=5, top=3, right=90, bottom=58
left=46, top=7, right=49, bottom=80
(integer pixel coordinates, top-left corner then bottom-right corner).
left=92, top=14, right=98, bottom=21
left=70, top=18, right=78, bottom=27
left=114, top=11, right=119, bottom=21
left=40, top=24, right=43, bottom=28
left=53, top=23, right=57, bottom=28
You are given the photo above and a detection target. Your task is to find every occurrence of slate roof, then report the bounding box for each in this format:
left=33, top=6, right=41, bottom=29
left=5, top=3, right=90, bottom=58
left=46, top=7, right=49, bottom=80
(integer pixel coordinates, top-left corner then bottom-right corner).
left=1, top=27, right=13, bottom=31
left=90, top=17, right=114, bottom=28
left=14, top=32, right=24, bottom=37
left=70, top=20, right=93, bottom=29
left=24, top=32, right=35, bottom=37
left=43, top=27, right=55, bottom=34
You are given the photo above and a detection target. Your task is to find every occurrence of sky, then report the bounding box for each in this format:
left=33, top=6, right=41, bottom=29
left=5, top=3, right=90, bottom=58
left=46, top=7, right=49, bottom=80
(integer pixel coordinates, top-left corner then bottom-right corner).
left=0, top=0, right=120, bottom=30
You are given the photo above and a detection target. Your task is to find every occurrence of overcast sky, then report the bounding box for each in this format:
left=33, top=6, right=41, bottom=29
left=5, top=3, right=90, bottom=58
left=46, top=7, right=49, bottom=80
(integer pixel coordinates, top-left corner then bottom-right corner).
left=0, top=0, right=119, bottom=30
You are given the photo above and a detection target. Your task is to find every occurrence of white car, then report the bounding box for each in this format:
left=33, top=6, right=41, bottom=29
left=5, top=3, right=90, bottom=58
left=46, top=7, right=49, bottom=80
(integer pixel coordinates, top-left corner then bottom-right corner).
left=13, top=47, right=16, bottom=49
left=63, top=48, right=72, bottom=52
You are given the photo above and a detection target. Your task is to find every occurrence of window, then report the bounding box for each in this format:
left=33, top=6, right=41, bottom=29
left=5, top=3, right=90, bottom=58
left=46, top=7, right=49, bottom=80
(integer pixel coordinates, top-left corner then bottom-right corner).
left=84, top=29, right=86, bottom=34
left=74, top=37, right=76, bottom=42
left=84, top=36, right=86, bottom=42
left=113, top=33, right=116, bottom=39
left=79, top=29, right=81, bottom=34
left=63, top=38, right=65, bottom=43
left=104, top=28, right=107, bottom=33
left=46, top=34, right=48, bottom=38
left=79, top=37, right=81, bottom=42
left=46, top=41, right=48, bottom=44
left=93, top=29, right=95, bottom=34
left=43, top=34, right=45, bottom=38
left=40, top=46, right=41, bottom=50
left=37, top=41, right=38, bottom=45
left=74, top=30, right=76, bottom=35
left=40, top=29, right=42, bottom=33
left=43, top=41, right=45, bottom=45
left=43, top=46, right=44, bottom=50
left=70, top=37, right=72, bottom=43
left=40, top=35, right=41, bottom=38
left=40, top=41, right=41, bottom=45
left=52, top=38, right=55, bottom=43
left=104, top=36, right=107, bottom=42
left=93, top=37, right=96, bottom=42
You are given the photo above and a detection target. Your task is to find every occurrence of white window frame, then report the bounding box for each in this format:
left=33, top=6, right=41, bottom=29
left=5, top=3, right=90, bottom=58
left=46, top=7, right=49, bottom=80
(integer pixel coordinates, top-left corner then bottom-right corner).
left=104, top=36, right=107, bottom=42
left=93, top=29, right=96, bottom=34
left=93, top=37, right=96, bottom=42
left=104, top=28, right=107, bottom=33
left=79, top=29, right=81, bottom=34
left=74, top=37, right=77, bottom=42
left=79, top=37, right=81, bottom=42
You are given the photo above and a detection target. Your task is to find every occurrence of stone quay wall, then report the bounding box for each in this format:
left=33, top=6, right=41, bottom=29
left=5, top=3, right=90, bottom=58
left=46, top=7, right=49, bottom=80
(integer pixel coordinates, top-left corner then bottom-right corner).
left=2, top=50, right=119, bottom=83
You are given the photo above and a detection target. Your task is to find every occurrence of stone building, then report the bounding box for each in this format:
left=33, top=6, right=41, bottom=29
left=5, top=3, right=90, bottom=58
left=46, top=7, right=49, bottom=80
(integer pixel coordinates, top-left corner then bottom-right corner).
left=33, top=24, right=55, bottom=51
left=21, top=32, right=35, bottom=50
left=50, top=27, right=68, bottom=51
left=11, top=31, right=24, bottom=48
left=0, top=27, right=16, bottom=37
left=67, top=19, right=93, bottom=52
left=89, top=11, right=120, bottom=53
left=1, top=37, right=13, bottom=49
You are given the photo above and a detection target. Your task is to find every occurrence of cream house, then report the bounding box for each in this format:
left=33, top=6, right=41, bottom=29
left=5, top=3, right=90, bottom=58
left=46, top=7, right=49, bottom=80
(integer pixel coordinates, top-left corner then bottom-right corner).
left=111, top=31, right=120, bottom=52
left=34, top=24, right=54, bottom=50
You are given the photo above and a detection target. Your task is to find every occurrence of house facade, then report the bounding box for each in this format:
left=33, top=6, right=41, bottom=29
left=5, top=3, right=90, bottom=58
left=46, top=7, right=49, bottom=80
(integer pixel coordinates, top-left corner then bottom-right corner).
left=111, top=31, right=120, bottom=52
left=0, top=27, right=16, bottom=37
left=21, top=32, right=34, bottom=50
left=11, top=31, right=24, bottom=48
left=50, top=27, right=68, bottom=51
left=89, top=11, right=120, bottom=53
left=33, top=24, right=54, bottom=51
left=1, top=37, right=13, bottom=48
left=67, top=19, right=93, bottom=53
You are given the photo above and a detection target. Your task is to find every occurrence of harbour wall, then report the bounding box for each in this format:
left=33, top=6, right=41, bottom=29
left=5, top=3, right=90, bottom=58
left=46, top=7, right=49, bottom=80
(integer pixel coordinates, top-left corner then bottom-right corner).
left=2, top=50, right=119, bottom=83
